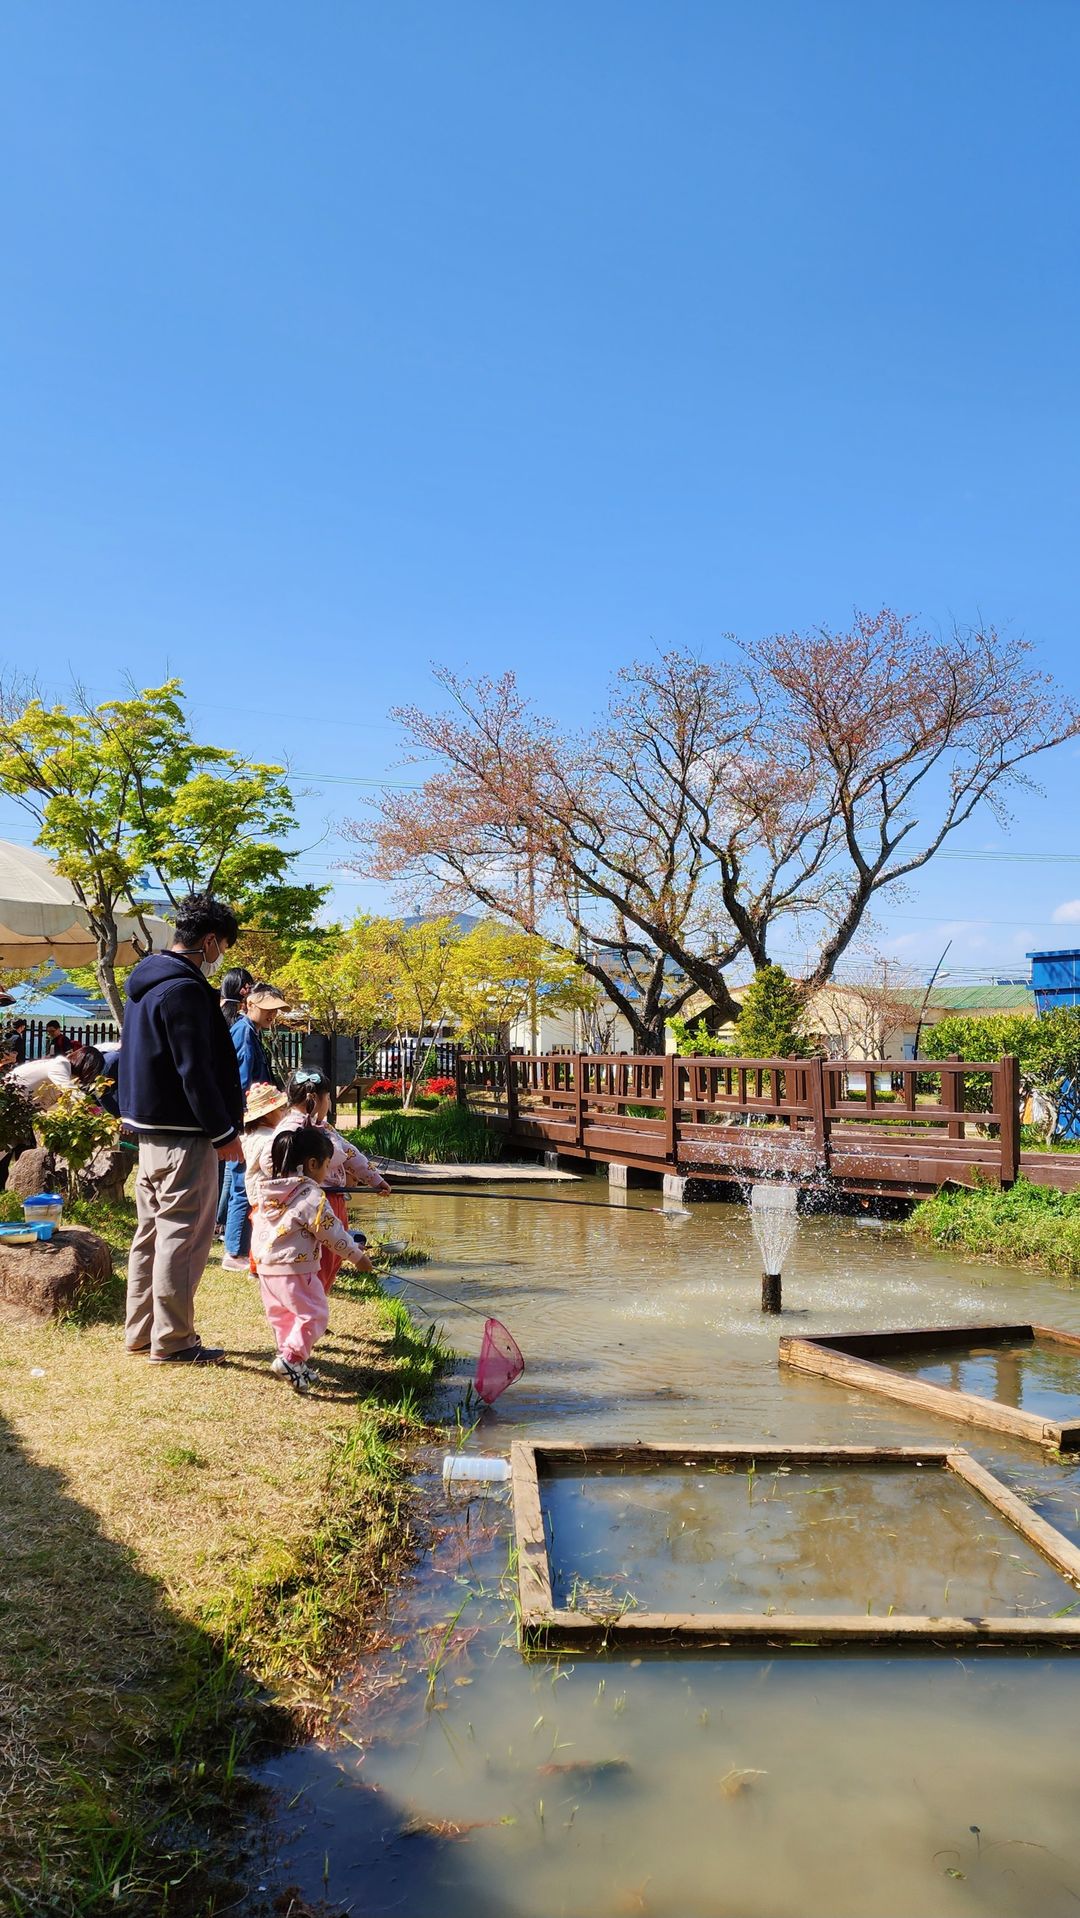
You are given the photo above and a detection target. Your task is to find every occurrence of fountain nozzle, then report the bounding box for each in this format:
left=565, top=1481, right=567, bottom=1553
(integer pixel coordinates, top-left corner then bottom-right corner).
left=761, top=1272, right=782, bottom=1314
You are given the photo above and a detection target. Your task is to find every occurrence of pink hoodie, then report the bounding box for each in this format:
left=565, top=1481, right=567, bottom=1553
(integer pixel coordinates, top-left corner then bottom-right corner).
left=257, top=1110, right=385, bottom=1190
left=252, top=1175, right=360, bottom=1278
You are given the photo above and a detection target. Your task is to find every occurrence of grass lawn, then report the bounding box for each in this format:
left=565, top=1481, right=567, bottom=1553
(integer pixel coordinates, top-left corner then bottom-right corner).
left=0, top=1222, right=445, bottom=1916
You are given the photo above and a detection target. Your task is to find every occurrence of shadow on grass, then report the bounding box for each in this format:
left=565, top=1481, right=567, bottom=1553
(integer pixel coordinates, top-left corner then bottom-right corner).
left=0, top=1398, right=284, bottom=1914
left=0, top=1390, right=483, bottom=1918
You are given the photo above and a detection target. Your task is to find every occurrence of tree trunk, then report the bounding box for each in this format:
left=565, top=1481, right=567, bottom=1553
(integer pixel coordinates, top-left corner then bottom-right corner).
left=96, top=950, right=125, bottom=1026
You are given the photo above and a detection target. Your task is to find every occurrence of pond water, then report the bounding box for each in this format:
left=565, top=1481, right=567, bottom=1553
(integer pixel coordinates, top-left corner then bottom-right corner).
left=541, top=1461, right=1077, bottom=1618
left=887, top=1339, right=1080, bottom=1422
left=257, top=1180, right=1080, bottom=1918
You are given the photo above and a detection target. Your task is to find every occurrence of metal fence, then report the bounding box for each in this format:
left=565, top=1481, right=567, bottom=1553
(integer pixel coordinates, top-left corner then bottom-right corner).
left=4, top=1017, right=451, bottom=1082
left=5, top=1016, right=121, bottom=1061
left=369, top=1040, right=460, bottom=1082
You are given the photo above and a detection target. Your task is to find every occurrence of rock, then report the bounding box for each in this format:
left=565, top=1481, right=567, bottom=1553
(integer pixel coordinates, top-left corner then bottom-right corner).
left=0, top=1226, right=112, bottom=1317
left=7, top=1147, right=57, bottom=1201
left=77, top=1147, right=129, bottom=1205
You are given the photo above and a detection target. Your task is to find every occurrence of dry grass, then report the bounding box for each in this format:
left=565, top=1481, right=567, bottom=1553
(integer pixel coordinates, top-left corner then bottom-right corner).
left=0, top=1237, right=446, bottom=1917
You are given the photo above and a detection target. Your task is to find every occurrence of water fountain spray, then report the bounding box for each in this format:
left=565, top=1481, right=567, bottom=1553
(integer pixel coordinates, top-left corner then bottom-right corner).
left=750, top=1184, right=799, bottom=1313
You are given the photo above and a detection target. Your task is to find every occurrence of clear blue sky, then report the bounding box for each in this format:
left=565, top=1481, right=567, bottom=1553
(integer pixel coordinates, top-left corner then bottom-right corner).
left=2, top=2, right=1078, bottom=982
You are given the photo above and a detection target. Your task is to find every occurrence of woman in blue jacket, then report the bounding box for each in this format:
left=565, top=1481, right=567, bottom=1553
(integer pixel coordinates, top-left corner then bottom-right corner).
left=221, top=983, right=288, bottom=1270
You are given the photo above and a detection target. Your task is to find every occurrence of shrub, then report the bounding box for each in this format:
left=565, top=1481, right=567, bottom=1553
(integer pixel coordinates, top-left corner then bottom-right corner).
left=907, top=1178, right=1080, bottom=1278
left=0, top=1077, right=35, bottom=1156
left=921, top=1007, right=1080, bottom=1142
left=349, top=1105, right=501, bottom=1165
left=424, top=1075, right=456, bottom=1099
left=666, top=1015, right=729, bottom=1058
left=38, top=1088, right=121, bottom=1191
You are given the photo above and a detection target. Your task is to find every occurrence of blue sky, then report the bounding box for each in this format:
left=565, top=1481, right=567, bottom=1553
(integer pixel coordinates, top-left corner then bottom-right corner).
left=2, top=2, right=1078, bottom=984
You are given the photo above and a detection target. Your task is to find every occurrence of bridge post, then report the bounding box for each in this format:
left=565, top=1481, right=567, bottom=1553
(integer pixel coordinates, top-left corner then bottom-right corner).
left=999, top=1053, right=1021, bottom=1185
left=943, top=1055, right=964, bottom=1141
left=455, top=1050, right=467, bottom=1108
left=807, top=1054, right=828, bottom=1171
left=505, top=1052, right=519, bottom=1135
left=572, top=1053, right=584, bottom=1149
left=663, top=1052, right=677, bottom=1165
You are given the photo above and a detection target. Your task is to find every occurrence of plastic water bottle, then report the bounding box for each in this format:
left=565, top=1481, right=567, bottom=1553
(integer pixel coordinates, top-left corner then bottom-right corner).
left=442, top=1455, right=511, bottom=1485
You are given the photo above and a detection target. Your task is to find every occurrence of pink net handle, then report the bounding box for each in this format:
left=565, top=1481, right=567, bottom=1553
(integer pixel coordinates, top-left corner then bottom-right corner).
left=475, top=1317, right=525, bottom=1404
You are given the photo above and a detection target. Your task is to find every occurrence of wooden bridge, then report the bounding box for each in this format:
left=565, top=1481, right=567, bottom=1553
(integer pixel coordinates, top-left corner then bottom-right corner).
left=456, top=1050, right=1079, bottom=1199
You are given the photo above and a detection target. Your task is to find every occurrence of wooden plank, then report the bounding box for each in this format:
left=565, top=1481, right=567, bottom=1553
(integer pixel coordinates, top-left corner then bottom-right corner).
left=581, top=1125, right=669, bottom=1160
left=1021, top=1156, right=1080, bottom=1192
left=524, top=1611, right=1080, bottom=1649
left=828, top=1151, right=998, bottom=1189
left=510, top=1442, right=553, bottom=1624
left=530, top=1440, right=955, bottom=1466
left=826, top=1102, right=997, bottom=1125
left=809, top=1325, right=1034, bottom=1355
left=946, top=1451, right=1080, bottom=1586
left=778, top=1335, right=1070, bottom=1451
left=824, top=1056, right=1002, bottom=1075
left=1034, top=1324, right=1080, bottom=1352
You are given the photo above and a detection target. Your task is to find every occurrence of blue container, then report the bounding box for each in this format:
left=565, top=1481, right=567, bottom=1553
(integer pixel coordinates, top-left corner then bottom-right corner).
left=0, top=1221, right=56, bottom=1243
left=23, top=1193, right=63, bottom=1225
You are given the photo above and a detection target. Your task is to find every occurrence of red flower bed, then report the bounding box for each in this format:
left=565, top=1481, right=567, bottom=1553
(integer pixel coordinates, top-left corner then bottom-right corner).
left=366, top=1078, right=403, bottom=1097
left=424, top=1076, right=456, bottom=1098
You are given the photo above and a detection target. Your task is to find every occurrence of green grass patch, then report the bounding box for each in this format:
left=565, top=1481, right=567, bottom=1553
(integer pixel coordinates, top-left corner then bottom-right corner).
left=907, top=1177, right=1080, bottom=1277
left=351, top=1104, right=502, bottom=1164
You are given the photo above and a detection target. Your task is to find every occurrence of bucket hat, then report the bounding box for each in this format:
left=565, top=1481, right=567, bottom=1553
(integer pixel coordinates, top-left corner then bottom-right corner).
left=245, top=1081, right=289, bottom=1124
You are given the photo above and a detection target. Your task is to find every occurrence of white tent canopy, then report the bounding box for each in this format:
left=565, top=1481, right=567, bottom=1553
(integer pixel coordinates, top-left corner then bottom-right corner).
left=0, top=840, right=173, bottom=966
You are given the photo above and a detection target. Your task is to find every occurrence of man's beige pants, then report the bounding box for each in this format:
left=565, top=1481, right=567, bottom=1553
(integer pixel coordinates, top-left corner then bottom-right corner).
left=126, top=1133, right=219, bottom=1357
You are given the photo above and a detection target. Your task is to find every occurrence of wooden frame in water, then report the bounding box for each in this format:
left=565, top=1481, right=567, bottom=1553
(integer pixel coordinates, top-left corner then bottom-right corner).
left=779, top=1324, right=1080, bottom=1452
left=511, top=1440, right=1080, bottom=1651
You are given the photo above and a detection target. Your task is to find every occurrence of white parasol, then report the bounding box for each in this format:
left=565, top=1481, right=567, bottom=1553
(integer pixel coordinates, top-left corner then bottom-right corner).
left=0, top=839, right=173, bottom=966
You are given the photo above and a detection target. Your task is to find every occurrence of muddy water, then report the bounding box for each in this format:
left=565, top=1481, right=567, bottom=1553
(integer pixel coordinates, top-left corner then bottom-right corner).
left=259, top=1182, right=1080, bottom=1918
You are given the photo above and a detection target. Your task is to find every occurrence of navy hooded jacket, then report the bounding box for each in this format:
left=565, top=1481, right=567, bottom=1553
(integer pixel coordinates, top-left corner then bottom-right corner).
left=119, top=952, right=244, bottom=1144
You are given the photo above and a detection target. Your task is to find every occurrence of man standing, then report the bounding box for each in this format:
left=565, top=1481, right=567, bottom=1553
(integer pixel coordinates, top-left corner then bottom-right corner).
left=119, top=893, right=244, bottom=1364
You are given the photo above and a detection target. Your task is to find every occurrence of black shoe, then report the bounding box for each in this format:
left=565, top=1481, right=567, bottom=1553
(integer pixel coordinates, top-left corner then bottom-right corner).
left=149, top=1342, right=224, bottom=1365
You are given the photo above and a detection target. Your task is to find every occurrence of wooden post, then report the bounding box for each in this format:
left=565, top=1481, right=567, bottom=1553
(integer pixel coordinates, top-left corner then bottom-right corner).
left=807, top=1054, right=828, bottom=1171
left=506, top=1051, right=519, bottom=1135
left=942, top=1054, right=964, bottom=1142
left=573, top=1053, right=584, bottom=1149
left=663, top=1051, right=677, bottom=1166
left=455, top=1049, right=467, bottom=1108
left=999, top=1052, right=1021, bottom=1185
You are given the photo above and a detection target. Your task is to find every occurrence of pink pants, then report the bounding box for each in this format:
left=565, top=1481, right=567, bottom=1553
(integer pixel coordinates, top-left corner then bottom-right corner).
left=258, top=1266, right=330, bottom=1365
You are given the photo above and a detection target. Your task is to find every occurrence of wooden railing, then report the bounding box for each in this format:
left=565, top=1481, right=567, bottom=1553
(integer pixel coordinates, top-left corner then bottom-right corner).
left=458, top=1052, right=1022, bottom=1194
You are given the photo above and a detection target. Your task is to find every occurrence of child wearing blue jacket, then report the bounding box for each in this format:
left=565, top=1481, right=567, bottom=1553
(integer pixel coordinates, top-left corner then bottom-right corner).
left=220, top=983, right=288, bottom=1270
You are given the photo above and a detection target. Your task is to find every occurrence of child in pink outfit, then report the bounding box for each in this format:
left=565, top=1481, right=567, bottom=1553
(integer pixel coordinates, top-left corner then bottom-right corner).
left=252, top=1125, right=373, bottom=1393
left=262, top=1069, right=392, bottom=1292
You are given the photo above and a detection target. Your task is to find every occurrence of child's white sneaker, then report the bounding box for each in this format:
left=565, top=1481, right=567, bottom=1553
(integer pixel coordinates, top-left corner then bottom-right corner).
left=270, top=1354, right=311, bottom=1392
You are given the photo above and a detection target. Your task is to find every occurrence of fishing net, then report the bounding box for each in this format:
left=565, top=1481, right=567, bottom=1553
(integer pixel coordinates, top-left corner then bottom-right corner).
left=475, top=1317, right=524, bottom=1404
